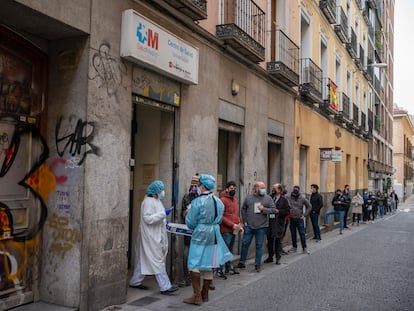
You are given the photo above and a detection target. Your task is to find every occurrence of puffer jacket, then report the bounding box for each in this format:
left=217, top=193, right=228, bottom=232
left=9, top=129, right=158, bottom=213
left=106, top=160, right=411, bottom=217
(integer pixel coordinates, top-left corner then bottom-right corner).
left=288, top=194, right=312, bottom=219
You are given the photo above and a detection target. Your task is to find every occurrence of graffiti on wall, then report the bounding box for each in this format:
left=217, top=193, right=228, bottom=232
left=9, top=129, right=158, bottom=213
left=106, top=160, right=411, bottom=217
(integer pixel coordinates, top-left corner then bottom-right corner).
left=89, top=43, right=127, bottom=98
left=49, top=213, right=81, bottom=259
left=0, top=114, right=101, bottom=291
left=55, top=115, right=101, bottom=166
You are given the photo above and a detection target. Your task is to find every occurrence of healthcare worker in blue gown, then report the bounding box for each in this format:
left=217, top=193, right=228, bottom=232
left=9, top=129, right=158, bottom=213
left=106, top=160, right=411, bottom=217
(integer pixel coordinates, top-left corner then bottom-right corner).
left=183, top=174, right=233, bottom=305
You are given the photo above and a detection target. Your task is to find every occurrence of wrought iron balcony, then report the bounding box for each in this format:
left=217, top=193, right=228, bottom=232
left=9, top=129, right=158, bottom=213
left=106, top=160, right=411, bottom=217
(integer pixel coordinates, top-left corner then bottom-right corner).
left=362, top=5, right=370, bottom=25
left=167, top=0, right=207, bottom=20
left=341, top=92, right=350, bottom=120
left=346, top=27, right=358, bottom=59
left=361, top=111, right=367, bottom=132
left=368, top=109, right=374, bottom=134
left=353, top=104, right=359, bottom=126
left=267, top=30, right=299, bottom=87
left=299, top=58, right=323, bottom=104
left=334, top=6, right=349, bottom=43
left=355, top=44, right=365, bottom=70
left=355, top=0, right=362, bottom=10
left=319, top=0, right=336, bottom=24
left=216, top=0, right=265, bottom=63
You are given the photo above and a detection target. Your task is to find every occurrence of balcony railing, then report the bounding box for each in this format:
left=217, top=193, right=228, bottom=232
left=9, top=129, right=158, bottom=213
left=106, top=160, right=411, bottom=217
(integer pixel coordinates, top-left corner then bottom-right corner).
left=334, top=6, right=349, bottom=43
left=168, top=0, right=208, bottom=20
left=346, top=27, right=358, bottom=59
left=355, top=44, right=365, bottom=70
left=299, top=58, right=323, bottom=103
left=353, top=104, right=359, bottom=126
left=362, top=4, right=370, bottom=25
left=341, top=92, right=350, bottom=120
left=319, top=0, right=336, bottom=24
left=216, top=0, right=265, bottom=63
left=368, top=109, right=374, bottom=134
left=267, top=30, right=300, bottom=87
left=361, top=111, right=366, bottom=131
left=355, top=0, right=362, bottom=10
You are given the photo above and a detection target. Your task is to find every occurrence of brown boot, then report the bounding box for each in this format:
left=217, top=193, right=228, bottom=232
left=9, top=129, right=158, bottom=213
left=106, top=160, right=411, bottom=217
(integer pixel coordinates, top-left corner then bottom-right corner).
left=201, top=279, right=212, bottom=302
left=183, top=271, right=202, bottom=305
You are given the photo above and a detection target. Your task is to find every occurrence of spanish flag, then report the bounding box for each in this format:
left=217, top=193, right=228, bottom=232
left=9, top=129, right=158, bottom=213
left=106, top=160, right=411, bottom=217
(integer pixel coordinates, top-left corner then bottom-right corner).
left=329, top=80, right=339, bottom=111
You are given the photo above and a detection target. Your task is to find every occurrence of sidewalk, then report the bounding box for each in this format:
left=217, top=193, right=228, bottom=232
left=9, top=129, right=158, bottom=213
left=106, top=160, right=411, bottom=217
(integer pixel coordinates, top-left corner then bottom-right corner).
left=13, top=196, right=413, bottom=311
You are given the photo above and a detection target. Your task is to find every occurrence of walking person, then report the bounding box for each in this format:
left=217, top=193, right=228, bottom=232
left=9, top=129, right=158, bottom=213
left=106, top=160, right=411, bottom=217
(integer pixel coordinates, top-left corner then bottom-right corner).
left=237, top=181, right=276, bottom=272
left=325, top=189, right=346, bottom=234
left=216, top=181, right=243, bottom=278
left=183, top=174, right=233, bottom=305
left=129, top=180, right=179, bottom=295
left=390, top=189, right=399, bottom=212
left=264, top=183, right=290, bottom=265
left=309, top=184, right=323, bottom=241
left=287, top=185, right=312, bottom=254
left=179, top=173, right=200, bottom=287
left=342, top=184, right=351, bottom=228
left=351, top=191, right=364, bottom=226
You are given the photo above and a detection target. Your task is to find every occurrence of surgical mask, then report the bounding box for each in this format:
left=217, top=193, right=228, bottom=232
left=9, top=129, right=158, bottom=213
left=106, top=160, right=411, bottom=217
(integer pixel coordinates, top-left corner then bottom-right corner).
left=229, top=190, right=236, bottom=197
left=190, top=185, right=198, bottom=194
left=158, top=190, right=165, bottom=200
left=259, top=189, right=266, bottom=196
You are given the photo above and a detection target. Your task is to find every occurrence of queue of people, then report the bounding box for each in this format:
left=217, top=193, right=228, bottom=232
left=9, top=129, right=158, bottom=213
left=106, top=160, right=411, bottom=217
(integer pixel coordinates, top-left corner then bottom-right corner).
left=129, top=176, right=399, bottom=305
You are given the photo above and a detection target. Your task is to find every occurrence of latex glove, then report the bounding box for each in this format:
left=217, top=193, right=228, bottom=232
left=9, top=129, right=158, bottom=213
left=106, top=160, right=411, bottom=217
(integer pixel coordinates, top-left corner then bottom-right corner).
left=165, top=206, right=174, bottom=215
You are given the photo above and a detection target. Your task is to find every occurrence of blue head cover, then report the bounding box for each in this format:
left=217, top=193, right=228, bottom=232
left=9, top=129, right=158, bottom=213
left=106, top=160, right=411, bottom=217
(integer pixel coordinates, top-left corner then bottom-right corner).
left=199, top=174, right=216, bottom=190
left=146, top=180, right=164, bottom=195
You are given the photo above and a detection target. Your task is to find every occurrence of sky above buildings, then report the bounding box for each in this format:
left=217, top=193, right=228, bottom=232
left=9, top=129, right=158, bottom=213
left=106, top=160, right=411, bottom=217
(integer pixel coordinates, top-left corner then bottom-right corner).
left=394, top=0, right=414, bottom=115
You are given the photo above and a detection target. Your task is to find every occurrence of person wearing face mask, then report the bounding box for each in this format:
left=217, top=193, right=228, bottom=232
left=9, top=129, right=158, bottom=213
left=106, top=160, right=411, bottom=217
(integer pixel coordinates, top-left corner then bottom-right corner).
left=183, top=174, right=233, bottom=305
left=179, top=173, right=200, bottom=287
left=237, top=181, right=276, bottom=272
left=309, top=184, right=323, bottom=241
left=129, top=180, right=179, bottom=295
left=287, top=185, right=312, bottom=254
left=216, top=181, right=243, bottom=278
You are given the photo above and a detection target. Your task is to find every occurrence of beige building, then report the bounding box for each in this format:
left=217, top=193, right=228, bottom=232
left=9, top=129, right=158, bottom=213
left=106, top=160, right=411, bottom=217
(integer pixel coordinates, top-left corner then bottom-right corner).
left=392, top=106, right=414, bottom=200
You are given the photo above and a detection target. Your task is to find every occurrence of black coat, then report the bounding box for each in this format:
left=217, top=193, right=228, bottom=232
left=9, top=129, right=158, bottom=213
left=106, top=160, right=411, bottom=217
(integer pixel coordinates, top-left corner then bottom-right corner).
left=310, top=192, right=323, bottom=214
left=269, top=195, right=290, bottom=238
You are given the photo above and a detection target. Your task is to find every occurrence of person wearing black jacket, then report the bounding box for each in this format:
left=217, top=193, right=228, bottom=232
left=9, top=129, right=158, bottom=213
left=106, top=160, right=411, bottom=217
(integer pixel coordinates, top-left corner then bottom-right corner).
left=342, top=184, right=351, bottom=228
left=310, top=184, right=323, bottom=241
left=264, top=183, right=291, bottom=265
left=324, top=189, right=346, bottom=234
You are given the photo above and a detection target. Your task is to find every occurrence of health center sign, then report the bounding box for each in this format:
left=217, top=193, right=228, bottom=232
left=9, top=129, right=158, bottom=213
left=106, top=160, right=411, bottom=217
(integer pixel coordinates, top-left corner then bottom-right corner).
left=120, top=9, right=199, bottom=85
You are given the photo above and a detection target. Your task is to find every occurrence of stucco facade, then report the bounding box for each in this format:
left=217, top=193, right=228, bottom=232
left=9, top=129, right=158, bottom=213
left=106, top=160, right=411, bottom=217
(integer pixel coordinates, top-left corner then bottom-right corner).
left=392, top=108, right=414, bottom=200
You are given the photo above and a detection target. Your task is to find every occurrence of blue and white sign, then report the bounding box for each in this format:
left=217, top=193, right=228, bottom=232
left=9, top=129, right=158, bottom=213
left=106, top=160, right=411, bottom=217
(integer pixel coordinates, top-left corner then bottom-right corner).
left=121, top=9, right=199, bottom=85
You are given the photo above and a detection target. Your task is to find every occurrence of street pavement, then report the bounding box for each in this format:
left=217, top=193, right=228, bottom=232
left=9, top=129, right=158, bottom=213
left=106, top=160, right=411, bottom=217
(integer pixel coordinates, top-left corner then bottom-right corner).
left=12, top=196, right=414, bottom=311
left=104, top=195, right=414, bottom=311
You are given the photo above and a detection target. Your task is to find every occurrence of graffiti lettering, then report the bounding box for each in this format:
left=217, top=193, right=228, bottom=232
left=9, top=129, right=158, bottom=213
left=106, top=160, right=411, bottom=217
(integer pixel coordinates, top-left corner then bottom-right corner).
left=49, top=213, right=80, bottom=258
left=89, top=43, right=127, bottom=97
left=55, top=116, right=101, bottom=166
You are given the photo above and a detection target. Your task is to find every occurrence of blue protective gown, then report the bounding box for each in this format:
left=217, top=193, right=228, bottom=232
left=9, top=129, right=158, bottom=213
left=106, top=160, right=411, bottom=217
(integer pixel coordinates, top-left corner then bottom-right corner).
left=186, top=192, right=233, bottom=270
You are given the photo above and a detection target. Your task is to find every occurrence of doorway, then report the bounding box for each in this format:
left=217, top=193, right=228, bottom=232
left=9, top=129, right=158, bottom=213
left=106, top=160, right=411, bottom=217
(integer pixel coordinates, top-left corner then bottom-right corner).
left=128, top=101, right=176, bottom=273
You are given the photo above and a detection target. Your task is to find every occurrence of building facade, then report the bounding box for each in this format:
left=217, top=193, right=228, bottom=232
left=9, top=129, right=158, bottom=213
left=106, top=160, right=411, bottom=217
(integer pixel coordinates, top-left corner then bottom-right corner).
left=0, top=0, right=394, bottom=310
left=392, top=106, right=414, bottom=200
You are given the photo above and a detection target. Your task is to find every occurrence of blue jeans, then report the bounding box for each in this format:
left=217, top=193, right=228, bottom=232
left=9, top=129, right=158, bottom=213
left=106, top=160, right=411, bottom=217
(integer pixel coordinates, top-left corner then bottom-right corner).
left=310, top=212, right=321, bottom=240
left=290, top=218, right=307, bottom=249
left=239, top=226, right=267, bottom=265
left=379, top=205, right=384, bottom=217
left=325, top=209, right=345, bottom=231
left=218, top=232, right=236, bottom=272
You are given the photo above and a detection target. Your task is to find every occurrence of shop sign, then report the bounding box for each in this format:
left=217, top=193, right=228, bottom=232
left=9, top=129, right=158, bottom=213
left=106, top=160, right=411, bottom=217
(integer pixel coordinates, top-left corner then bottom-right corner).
left=331, top=150, right=342, bottom=162
left=320, top=148, right=332, bottom=161
left=121, top=9, right=199, bottom=85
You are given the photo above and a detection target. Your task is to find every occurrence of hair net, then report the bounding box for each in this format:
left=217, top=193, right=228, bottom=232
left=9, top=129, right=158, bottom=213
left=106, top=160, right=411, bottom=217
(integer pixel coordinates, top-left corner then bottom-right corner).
left=199, top=174, right=216, bottom=190
left=146, top=180, right=164, bottom=195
